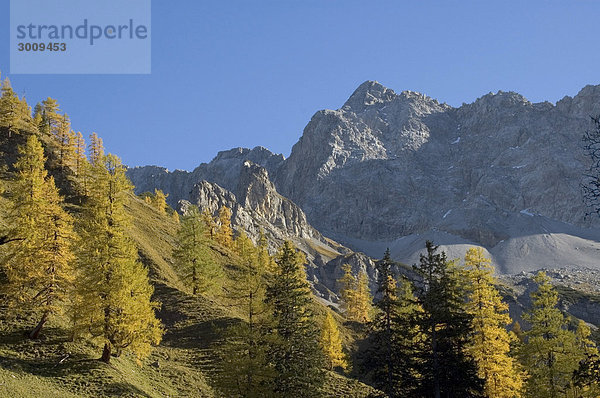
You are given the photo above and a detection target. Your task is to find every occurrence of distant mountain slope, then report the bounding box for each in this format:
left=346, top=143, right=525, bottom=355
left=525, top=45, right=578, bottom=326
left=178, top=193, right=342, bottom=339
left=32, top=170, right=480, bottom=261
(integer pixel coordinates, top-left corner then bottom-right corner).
left=128, top=81, right=600, bottom=273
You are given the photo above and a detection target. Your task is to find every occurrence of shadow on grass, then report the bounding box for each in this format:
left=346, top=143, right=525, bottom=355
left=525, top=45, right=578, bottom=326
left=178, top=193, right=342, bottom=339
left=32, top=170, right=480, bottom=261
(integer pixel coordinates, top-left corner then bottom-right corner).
left=162, top=316, right=240, bottom=349
left=100, top=381, right=153, bottom=397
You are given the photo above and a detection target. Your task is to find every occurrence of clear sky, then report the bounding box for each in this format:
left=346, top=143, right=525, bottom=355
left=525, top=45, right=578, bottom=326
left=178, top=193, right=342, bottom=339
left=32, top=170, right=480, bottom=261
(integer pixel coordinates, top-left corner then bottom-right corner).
left=1, top=1, right=599, bottom=171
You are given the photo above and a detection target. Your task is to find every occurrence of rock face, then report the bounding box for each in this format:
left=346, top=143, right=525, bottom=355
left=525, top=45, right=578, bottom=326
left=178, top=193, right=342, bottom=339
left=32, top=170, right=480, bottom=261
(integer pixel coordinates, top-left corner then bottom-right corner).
left=176, top=161, right=355, bottom=301
left=180, top=161, right=324, bottom=245
left=127, top=81, right=600, bottom=274
left=127, top=146, right=284, bottom=208
left=275, top=81, right=600, bottom=272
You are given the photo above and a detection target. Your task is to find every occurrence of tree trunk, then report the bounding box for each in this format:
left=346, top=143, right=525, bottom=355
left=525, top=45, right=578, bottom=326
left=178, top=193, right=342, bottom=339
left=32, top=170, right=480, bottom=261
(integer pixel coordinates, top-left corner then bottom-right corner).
left=29, top=312, right=48, bottom=339
left=101, top=343, right=111, bottom=363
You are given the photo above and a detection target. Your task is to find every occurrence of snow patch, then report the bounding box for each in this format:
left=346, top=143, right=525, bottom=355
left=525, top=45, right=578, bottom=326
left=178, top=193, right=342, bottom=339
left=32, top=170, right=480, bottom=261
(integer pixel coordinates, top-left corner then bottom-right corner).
left=451, top=137, right=461, bottom=144
left=513, top=164, right=527, bottom=169
left=520, top=209, right=535, bottom=217
left=443, top=209, right=452, bottom=219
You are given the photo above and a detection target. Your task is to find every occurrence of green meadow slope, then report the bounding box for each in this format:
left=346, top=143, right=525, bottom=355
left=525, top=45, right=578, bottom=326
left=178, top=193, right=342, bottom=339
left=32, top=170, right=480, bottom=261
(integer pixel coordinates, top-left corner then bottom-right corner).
left=0, top=184, right=380, bottom=397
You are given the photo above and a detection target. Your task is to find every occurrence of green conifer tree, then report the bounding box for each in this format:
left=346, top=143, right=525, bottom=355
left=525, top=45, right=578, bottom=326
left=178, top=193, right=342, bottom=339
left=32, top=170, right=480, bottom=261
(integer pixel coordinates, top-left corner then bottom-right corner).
left=173, top=205, right=220, bottom=294
left=264, top=240, right=325, bottom=397
left=360, top=250, right=422, bottom=397
left=217, top=230, right=274, bottom=397
left=413, top=241, right=483, bottom=398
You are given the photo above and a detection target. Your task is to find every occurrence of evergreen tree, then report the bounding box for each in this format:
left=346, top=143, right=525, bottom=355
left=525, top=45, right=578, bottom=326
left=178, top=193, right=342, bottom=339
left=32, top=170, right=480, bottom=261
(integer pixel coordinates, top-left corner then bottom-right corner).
left=1, top=135, right=75, bottom=338
left=320, top=312, right=347, bottom=370
left=265, top=240, right=324, bottom=397
left=520, top=271, right=584, bottom=398
left=173, top=206, right=220, bottom=295
left=463, top=247, right=524, bottom=398
left=215, top=205, right=234, bottom=248
left=413, top=241, right=483, bottom=398
left=360, top=249, right=422, bottom=397
left=74, top=153, right=162, bottom=363
left=217, top=230, right=274, bottom=397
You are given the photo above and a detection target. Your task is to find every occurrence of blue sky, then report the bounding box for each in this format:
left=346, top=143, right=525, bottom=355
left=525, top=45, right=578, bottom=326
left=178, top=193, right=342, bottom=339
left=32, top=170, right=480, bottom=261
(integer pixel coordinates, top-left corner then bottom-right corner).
left=1, top=1, right=599, bottom=171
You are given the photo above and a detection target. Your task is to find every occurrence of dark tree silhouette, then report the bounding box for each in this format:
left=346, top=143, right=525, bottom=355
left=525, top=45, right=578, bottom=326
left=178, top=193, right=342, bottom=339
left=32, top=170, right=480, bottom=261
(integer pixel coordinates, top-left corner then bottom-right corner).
left=582, top=116, right=600, bottom=217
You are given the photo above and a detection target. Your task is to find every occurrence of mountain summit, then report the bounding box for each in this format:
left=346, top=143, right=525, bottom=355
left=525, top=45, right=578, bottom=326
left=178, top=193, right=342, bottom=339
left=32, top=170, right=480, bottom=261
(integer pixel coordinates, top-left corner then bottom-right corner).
left=128, top=81, right=600, bottom=274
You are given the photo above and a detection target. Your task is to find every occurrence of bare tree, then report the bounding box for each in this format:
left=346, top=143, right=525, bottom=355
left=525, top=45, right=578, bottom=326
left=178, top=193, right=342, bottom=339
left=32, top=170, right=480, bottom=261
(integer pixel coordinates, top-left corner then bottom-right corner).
left=582, top=116, right=600, bottom=218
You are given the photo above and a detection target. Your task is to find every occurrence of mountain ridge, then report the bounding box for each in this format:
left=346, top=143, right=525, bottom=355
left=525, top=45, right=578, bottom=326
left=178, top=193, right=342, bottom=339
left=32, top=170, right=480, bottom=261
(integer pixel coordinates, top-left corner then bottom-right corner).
left=127, top=81, right=600, bottom=274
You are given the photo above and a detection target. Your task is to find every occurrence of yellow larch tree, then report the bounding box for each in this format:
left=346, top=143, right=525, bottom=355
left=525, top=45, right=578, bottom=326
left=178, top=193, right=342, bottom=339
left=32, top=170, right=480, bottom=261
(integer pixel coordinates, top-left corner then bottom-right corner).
left=152, top=189, right=168, bottom=215
left=320, top=312, right=347, bottom=370
left=1, top=135, right=75, bottom=338
left=337, top=263, right=357, bottom=317
left=355, top=270, right=372, bottom=323
left=337, top=264, right=372, bottom=323
left=463, top=247, right=524, bottom=398
left=74, top=153, right=162, bottom=363
left=200, top=208, right=216, bottom=239
left=215, top=205, right=234, bottom=248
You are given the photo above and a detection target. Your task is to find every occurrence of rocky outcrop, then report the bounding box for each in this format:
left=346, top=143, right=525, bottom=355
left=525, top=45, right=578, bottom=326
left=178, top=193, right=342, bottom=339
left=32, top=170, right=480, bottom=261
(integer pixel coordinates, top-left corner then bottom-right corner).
left=127, top=146, right=284, bottom=207
left=177, top=161, right=354, bottom=301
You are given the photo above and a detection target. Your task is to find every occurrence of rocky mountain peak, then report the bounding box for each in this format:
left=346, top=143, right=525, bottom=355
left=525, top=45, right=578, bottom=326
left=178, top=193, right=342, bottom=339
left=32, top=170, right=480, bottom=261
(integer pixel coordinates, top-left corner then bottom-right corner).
left=342, top=80, right=397, bottom=112
left=469, top=90, right=531, bottom=111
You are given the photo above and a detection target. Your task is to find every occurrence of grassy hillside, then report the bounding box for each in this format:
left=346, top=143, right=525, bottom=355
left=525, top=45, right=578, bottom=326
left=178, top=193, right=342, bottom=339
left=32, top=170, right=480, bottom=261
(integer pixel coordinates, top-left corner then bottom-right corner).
left=0, top=186, right=380, bottom=397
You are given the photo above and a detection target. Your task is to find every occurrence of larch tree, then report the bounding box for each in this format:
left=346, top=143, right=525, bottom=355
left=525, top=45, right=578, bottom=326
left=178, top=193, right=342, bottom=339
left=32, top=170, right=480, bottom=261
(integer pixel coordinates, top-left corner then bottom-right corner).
left=0, top=78, right=34, bottom=137
left=413, top=241, right=483, bottom=398
left=463, top=247, right=524, bottom=398
left=355, top=271, right=372, bottom=323
left=173, top=205, right=220, bottom=295
left=256, top=229, right=276, bottom=273
left=152, top=189, right=168, bottom=215
left=74, top=153, right=162, bottom=363
left=338, top=264, right=373, bottom=323
left=1, top=135, right=75, bottom=338
left=0, top=78, right=21, bottom=137
left=338, top=263, right=357, bottom=318
left=520, top=271, right=584, bottom=398
left=320, top=312, right=347, bottom=370
left=87, top=132, right=104, bottom=165
left=55, top=114, right=75, bottom=169
left=264, top=240, right=325, bottom=397
left=200, top=208, right=216, bottom=239
left=39, top=97, right=61, bottom=136
left=215, top=205, right=234, bottom=248
left=73, top=131, right=86, bottom=178
left=572, top=320, right=600, bottom=397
